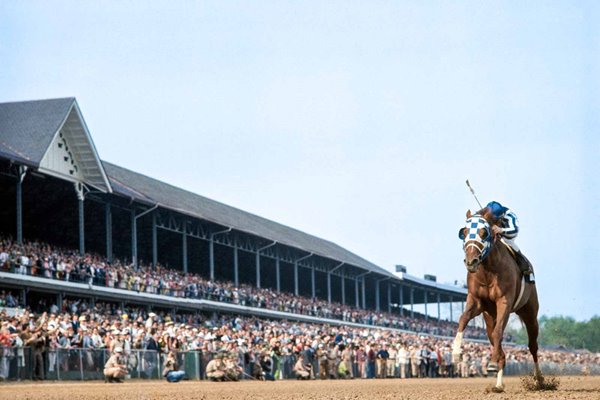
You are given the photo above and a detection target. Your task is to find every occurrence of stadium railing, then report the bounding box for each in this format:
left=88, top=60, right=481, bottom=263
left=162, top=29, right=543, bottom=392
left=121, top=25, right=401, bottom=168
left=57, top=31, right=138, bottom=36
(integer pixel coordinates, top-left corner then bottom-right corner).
left=0, top=346, right=597, bottom=382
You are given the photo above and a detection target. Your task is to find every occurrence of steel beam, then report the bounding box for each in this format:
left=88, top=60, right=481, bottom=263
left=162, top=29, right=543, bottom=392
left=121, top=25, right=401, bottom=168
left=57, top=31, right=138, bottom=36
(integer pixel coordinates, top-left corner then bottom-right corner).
left=15, top=166, right=26, bottom=245
left=328, top=262, right=344, bottom=304
left=437, top=292, right=441, bottom=322
left=375, top=280, right=380, bottom=311
left=209, top=228, right=232, bottom=282
left=399, top=285, right=404, bottom=316
left=293, top=253, right=313, bottom=297
left=275, top=257, right=280, bottom=293
left=105, top=203, right=112, bottom=262
left=182, top=229, right=188, bottom=273
left=152, top=211, right=157, bottom=266
left=233, top=245, right=239, bottom=287
left=131, top=209, right=137, bottom=267
left=256, top=241, right=277, bottom=289
left=311, top=266, right=315, bottom=298
left=327, top=273, right=331, bottom=303
left=387, top=282, right=391, bottom=313
left=78, top=197, right=85, bottom=255
left=355, top=278, right=359, bottom=308
left=362, top=277, right=366, bottom=309
left=410, top=287, right=414, bottom=318
left=424, top=290, right=429, bottom=321
left=294, top=262, right=299, bottom=296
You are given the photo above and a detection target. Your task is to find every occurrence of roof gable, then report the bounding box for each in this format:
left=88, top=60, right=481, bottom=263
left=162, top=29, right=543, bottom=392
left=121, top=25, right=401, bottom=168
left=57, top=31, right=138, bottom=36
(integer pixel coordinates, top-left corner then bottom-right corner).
left=0, top=98, right=111, bottom=193
left=0, top=98, right=75, bottom=164
left=38, top=102, right=112, bottom=192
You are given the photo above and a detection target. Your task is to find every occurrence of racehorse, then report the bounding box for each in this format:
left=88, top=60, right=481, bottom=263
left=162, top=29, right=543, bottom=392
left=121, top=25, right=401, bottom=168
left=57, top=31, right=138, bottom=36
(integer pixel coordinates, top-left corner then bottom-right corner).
left=453, top=208, right=542, bottom=392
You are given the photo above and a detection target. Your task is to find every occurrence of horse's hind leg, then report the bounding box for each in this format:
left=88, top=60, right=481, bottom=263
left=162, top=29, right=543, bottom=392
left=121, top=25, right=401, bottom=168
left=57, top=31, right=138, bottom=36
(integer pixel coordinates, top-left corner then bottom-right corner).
left=517, top=302, right=542, bottom=381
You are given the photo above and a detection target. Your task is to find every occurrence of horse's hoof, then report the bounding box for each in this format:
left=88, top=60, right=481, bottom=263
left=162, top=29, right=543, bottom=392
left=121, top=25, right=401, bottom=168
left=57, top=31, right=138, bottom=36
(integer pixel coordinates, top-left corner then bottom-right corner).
left=491, top=386, right=505, bottom=393
left=487, top=363, right=499, bottom=373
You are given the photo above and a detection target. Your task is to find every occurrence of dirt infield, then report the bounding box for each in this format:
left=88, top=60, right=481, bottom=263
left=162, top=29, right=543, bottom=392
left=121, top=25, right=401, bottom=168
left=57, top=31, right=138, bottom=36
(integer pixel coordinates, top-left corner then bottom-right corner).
left=1, top=377, right=599, bottom=400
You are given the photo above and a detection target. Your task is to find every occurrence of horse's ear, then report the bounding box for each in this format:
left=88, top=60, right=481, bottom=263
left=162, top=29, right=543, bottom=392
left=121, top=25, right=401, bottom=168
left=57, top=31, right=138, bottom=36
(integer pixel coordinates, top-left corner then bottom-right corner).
left=466, top=210, right=472, bottom=218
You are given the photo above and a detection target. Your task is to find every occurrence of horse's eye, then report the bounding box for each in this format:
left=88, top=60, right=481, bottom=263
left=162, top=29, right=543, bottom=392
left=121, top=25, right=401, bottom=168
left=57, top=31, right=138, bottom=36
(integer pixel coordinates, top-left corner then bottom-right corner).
left=458, top=228, right=466, bottom=240
left=480, top=228, right=488, bottom=240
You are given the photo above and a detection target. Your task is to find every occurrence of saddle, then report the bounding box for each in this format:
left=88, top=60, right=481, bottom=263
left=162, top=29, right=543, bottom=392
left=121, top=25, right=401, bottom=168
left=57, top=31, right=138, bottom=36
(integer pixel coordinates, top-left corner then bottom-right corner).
left=499, top=239, right=535, bottom=284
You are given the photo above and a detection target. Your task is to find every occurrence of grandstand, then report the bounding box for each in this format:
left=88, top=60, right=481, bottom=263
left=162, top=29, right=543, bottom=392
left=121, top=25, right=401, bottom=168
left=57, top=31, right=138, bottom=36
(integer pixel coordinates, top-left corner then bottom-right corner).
left=0, top=97, right=467, bottom=325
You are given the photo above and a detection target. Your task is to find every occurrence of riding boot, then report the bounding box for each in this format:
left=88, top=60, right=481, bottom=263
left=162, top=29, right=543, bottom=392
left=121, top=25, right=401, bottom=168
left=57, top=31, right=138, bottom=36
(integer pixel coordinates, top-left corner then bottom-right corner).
left=516, top=251, right=535, bottom=284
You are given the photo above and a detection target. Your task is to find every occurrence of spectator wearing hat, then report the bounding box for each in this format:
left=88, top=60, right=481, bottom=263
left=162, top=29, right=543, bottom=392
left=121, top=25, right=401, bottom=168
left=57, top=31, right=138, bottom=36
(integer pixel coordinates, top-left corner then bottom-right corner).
left=103, top=347, right=127, bottom=383
left=205, top=354, right=226, bottom=381
left=294, top=354, right=311, bottom=380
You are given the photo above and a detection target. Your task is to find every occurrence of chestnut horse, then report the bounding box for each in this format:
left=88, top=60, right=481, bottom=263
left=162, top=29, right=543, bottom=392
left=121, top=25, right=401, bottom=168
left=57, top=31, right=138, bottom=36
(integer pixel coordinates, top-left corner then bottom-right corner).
left=454, top=208, right=542, bottom=392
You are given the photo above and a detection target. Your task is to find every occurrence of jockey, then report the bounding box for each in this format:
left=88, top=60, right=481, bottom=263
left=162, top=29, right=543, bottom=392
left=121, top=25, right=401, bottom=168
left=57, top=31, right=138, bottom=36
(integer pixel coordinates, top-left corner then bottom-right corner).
left=486, top=201, right=535, bottom=284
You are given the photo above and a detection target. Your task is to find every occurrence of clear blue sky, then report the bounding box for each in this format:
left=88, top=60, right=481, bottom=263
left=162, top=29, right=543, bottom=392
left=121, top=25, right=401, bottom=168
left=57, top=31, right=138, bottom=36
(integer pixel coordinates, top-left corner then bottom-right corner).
left=1, top=2, right=598, bottom=320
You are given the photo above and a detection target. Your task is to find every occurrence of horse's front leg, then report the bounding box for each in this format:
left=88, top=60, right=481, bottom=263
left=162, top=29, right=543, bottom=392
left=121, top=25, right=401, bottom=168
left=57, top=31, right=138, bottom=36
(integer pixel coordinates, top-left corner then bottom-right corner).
left=491, top=298, right=511, bottom=392
left=452, top=294, right=482, bottom=362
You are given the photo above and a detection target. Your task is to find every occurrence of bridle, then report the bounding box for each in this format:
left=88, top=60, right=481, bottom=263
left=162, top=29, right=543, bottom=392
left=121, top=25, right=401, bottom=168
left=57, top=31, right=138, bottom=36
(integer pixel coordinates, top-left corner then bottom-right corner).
left=460, top=214, right=493, bottom=261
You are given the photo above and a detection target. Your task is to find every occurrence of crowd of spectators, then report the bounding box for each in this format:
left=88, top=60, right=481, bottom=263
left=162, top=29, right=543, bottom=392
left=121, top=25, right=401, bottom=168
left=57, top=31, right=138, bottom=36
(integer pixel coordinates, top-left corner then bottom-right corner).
left=0, top=237, right=494, bottom=340
left=0, top=297, right=597, bottom=382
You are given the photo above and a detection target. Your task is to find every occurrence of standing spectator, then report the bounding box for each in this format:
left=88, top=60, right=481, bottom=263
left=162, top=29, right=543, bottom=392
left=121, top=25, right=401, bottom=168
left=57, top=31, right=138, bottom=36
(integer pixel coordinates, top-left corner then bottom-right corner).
left=366, top=344, right=376, bottom=379
left=376, top=344, right=389, bottom=378
left=398, top=344, right=409, bottom=379
left=387, top=344, right=397, bottom=378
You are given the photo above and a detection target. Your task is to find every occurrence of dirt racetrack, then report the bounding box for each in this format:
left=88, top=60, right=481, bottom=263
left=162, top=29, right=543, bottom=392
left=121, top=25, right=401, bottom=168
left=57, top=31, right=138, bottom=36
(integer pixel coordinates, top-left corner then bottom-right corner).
left=1, top=377, right=599, bottom=400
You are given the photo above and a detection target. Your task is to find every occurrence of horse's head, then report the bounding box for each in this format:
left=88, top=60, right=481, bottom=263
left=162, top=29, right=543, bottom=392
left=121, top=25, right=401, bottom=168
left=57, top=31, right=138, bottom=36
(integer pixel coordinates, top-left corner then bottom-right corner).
left=458, top=209, right=493, bottom=273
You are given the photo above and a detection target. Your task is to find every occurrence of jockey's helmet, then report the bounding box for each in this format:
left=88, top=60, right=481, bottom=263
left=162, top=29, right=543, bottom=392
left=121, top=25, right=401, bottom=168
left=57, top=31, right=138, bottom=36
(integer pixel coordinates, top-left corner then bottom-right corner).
left=486, top=201, right=508, bottom=219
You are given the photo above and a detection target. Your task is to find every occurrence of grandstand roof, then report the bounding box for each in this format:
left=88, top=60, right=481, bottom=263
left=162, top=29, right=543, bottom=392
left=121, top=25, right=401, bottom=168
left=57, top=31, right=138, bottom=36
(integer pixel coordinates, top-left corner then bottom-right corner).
left=104, top=161, right=395, bottom=277
left=0, top=97, right=467, bottom=296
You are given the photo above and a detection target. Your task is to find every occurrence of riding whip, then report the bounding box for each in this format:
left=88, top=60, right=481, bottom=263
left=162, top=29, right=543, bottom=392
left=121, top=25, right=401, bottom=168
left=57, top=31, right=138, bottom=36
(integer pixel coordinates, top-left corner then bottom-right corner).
left=465, top=180, right=483, bottom=209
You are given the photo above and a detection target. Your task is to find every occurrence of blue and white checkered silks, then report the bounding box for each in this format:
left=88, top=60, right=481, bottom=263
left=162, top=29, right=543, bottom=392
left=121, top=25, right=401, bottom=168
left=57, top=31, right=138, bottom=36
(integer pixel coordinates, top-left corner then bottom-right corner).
left=460, top=214, right=493, bottom=260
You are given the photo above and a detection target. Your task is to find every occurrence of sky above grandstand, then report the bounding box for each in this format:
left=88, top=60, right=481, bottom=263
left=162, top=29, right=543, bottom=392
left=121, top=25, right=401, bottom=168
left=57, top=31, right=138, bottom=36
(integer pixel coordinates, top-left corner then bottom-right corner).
left=1, top=2, right=598, bottom=320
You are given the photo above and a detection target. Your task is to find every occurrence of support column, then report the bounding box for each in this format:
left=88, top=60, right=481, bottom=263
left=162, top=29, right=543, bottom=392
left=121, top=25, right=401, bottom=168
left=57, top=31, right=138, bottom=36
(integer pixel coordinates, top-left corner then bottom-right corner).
left=21, top=288, right=27, bottom=307
left=361, top=277, right=366, bottom=309
left=375, top=280, right=380, bottom=312
left=327, top=272, right=332, bottom=303
left=449, top=296, right=453, bottom=322
left=355, top=278, right=359, bottom=308
left=294, top=262, right=299, bottom=296
left=105, top=203, right=113, bottom=262
left=78, top=196, right=85, bottom=255
left=256, top=252, right=261, bottom=288
left=410, top=287, right=414, bottom=318
left=131, top=208, right=137, bottom=267
left=75, top=183, right=85, bottom=256
left=387, top=283, right=391, bottom=313
left=275, top=258, right=280, bottom=293
left=182, top=230, right=188, bottom=274
left=399, top=285, right=404, bottom=316
left=341, top=275, right=346, bottom=305
left=437, top=292, right=441, bottom=322
left=209, top=238, right=215, bottom=281
left=311, top=266, right=315, bottom=298
left=152, top=212, right=157, bottom=266
left=424, top=290, right=429, bottom=321
left=461, top=300, right=464, bottom=313
left=16, top=166, right=25, bottom=245
left=233, top=245, right=239, bottom=287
